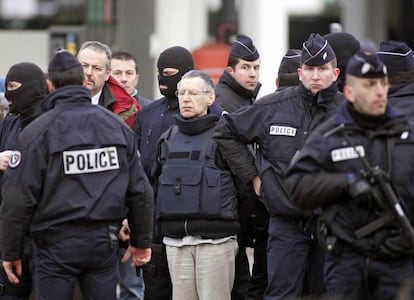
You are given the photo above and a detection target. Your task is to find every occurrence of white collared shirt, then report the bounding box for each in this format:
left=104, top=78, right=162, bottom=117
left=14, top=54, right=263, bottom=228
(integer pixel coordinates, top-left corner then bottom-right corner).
left=91, top=89, right=103, bottom=105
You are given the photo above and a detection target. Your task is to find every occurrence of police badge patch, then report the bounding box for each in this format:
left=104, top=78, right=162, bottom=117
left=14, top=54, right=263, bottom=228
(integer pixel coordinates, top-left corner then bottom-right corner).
left=9, top=151, right=21, bottom=168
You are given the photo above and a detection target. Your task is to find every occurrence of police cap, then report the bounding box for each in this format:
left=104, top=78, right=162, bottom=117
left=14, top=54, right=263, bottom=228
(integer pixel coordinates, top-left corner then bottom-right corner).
left=48, top=49, right=81, bottom=73
left=230, top=34, right=260, bottom=61
left=301, top=33, right=336, bottom=66
left=346, top=50, right=387, bottom=78
left=377, top=40, right=414, bottom=72
left=278, top=49, right=301, bottom=74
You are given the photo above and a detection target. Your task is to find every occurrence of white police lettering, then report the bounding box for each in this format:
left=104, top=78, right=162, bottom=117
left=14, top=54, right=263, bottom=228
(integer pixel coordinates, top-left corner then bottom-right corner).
left=331, top=146, right=365, bottom=162
left=63, top=147, right=119, bottom=174
left=401, top=131, right=409, bottom=140
left=269, top=125, right=297, bottom=137
left=9, top=151, right=21, bottom=168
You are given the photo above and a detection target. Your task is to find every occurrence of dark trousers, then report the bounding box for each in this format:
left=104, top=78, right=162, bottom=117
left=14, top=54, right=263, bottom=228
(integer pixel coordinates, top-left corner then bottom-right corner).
left=0, top=237, right=33, bottom=300
left=325, top=251, right=414, bottom=300
left=0, top=257, right=32, bottom=300
left=33, top=226, right=118, bottom=300
left=143, top=243, right=172, bottom=300
left=264, top=216, right=324, bottom=300
left=232, top=201, right=269, bottom=300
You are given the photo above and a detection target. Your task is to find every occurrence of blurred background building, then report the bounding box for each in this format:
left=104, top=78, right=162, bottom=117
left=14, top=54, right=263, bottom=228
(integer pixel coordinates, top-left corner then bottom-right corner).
left=0, top=0, right=411, bottom=98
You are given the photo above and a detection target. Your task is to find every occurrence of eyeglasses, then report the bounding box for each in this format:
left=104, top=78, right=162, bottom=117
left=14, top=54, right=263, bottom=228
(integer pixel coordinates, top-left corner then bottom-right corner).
left=175, top=89, right=211, bottom=97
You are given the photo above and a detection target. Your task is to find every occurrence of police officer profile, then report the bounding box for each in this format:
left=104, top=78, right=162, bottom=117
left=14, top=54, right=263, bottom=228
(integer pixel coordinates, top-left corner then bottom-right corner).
left=0, top=49, right=153, bottom=300
left=285, top=50, right=414, bottom=299
left=214, top=33, right=345, bottom=300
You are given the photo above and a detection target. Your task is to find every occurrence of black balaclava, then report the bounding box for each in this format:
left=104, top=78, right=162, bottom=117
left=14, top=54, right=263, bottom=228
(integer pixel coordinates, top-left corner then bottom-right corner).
left=5, top=62, right=47, bottom=116
left=157, top=46, right=194, bottom=97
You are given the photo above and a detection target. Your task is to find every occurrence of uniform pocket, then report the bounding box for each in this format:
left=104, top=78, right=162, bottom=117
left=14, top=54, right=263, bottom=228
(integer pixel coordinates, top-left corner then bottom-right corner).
left=157, top=165, right=202, bottom=218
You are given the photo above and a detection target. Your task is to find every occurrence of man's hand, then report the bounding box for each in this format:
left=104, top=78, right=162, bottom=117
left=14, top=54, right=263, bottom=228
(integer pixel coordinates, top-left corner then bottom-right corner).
left=118, top=218, right=130, bottom=242
left=121, top=246, right=151, bottom=267
left=252, top=175, right=262, bottom=197
left=0, top=150, right=12, bottom=171
left=3, top=260, right=22, bottom=284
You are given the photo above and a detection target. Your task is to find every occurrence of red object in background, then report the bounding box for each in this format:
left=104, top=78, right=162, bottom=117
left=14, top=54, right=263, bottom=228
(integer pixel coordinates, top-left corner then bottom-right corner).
left=192, top=23, right=236, bottom=85
left=193, top=42, right=230, bottom=85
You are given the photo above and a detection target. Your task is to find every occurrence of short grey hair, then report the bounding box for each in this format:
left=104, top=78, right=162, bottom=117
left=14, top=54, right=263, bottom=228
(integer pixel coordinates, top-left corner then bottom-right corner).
left=78, top=41, right=112, bottom=69
left=179, top=70, right=214, bottom=91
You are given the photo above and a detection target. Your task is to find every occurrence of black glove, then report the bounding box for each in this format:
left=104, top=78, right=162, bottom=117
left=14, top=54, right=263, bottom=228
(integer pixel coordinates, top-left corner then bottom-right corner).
left=347, top=173, right=374, bottom=207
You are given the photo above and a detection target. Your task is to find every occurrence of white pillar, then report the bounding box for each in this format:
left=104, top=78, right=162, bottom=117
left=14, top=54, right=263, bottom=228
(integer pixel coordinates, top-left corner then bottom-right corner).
left=236, top=0, right=323, bottom=98
left=152, top=0, right=209, bottom=98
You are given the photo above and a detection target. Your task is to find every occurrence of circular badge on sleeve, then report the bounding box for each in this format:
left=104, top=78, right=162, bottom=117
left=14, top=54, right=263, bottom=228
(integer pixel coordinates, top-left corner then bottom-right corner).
left=9, top=151, right=21, bottom=168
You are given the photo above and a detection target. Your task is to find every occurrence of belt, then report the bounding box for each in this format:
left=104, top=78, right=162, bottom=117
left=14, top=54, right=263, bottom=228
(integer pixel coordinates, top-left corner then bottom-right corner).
left=0, top=283, right=31, bottom=297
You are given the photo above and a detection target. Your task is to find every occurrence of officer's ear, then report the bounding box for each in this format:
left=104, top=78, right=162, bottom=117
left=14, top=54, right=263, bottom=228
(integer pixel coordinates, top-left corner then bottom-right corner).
left=46, top=79, right=56, bottom=93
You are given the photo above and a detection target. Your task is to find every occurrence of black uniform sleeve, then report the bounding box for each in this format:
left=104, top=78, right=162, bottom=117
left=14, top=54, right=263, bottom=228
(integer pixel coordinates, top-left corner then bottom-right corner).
left=284, top=134, right=349, bottom=210
left=0, top=144, right=45, bottom=261
left=213, top=106, right=265, bottom=185
left=126, top=134, right=154, bottom=249
left=285, top=172, right=348, bottom=210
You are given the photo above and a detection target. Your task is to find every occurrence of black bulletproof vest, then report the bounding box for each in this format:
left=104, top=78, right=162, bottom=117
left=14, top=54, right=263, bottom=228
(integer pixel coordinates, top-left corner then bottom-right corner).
left=156, top=125, right=237, bottom=220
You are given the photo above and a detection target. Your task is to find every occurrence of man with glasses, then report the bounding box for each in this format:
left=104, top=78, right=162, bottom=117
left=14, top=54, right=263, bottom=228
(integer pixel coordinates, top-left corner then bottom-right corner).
left=134, top=46, right=223, bottom=300
left=154, top=70, right=239, bottom=300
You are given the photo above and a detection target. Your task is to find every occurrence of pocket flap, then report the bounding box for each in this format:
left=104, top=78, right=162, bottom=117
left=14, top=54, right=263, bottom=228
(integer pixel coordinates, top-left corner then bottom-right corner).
left=159, top=165, right=202, bottom=185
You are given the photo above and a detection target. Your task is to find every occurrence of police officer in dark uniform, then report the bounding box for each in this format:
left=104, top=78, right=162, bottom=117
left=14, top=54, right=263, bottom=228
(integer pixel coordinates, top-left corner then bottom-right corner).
left=0, top=62, right=48, bottom=299
left=214, top=34, right=267, bottom=300
left=275, top=49, right=301, bottom=90
left=377, top=40, right=414, bottom=124
left=285, top=50, right=414, bottom=299
left=214, top=33, right=345, bottom=299
left=134, top=46, right=223, bottom=300
left=0, top=50, right=153, bottom=300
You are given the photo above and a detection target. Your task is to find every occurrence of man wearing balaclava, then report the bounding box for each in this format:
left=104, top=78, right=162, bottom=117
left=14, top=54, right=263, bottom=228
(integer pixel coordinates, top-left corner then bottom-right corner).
left=0, top=62, right=47, bottom=299
left=133, top=46, right=223, bottom=300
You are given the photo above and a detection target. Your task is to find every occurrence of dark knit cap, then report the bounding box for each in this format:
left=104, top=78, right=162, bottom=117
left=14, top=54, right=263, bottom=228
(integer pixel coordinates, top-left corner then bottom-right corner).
left=5, top=62, right=47, bottom=115
left=323, top=32, right=360, bottom=70
left=157, top=46, right=194, bottom=73
left=48, top=49, right=81, bottom=72
left=377, top=40, right=414, bottom=71
left=230, top=34, right=260, bottom=61
left=157, top=46, right=194, bottom=97
left=301, top=33, right=336, bottom=66
left=278, top=49, right=301, bottom=74
left=346, top=50, right=387, bottom=78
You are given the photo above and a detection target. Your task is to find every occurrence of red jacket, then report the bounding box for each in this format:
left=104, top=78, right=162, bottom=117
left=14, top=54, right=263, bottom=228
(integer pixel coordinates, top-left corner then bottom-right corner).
left=106, top=76, right=141, bottom=128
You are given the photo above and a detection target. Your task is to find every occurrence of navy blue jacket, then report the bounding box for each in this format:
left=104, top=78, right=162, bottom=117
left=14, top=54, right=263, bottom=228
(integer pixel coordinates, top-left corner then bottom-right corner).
left=388, top=82, right=414, bottom=125
left=215, top=71, right=261, bottom=113
left=0, top=115, right=35, bottom=203
left=0, top=86, right=153, bottom=261
left=285, top=102, right=414, bottom=258
left=214, top=83, right=345, bottom=217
